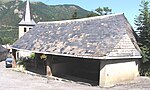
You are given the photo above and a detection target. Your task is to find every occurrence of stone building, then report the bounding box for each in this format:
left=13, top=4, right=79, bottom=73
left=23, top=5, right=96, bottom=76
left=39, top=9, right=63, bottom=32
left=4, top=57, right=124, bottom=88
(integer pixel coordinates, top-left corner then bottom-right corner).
left=0, top=45, right=8, bottom=61
left=12, top=13, right=141, bottom=87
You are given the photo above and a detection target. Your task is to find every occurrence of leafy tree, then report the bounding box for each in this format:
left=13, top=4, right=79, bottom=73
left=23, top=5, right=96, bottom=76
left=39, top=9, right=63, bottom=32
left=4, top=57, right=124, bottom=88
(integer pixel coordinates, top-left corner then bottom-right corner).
left=71, top=10, right=78, bottom=19
left=95, top=7, right=112, bottom=15
left=87, top=7, right=112, bottom=17
left=135, top=0, right=150, bottom=76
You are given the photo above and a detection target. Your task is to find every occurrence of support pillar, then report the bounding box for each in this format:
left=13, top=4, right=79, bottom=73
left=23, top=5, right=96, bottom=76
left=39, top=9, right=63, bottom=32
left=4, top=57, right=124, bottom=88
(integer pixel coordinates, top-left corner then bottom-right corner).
left=46, top=55, right=53, bottom=76
left=12, top=49, right=17, bottom=68
left=34, top=53, right=39, bottom=70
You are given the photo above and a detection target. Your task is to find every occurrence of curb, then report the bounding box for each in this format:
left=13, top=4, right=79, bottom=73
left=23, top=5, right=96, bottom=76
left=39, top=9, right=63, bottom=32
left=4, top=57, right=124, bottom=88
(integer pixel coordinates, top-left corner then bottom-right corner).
left=11, top=68, right=94, bottom=86
left=11, top=68, right=70, bottom=81
left=11, top=68, right=46, bottom=78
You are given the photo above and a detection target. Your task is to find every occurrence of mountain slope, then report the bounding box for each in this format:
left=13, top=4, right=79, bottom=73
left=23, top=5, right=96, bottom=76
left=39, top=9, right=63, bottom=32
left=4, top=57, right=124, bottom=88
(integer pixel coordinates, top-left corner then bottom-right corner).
left=0, top=1, right=90, bottom=27
left=0, top=0, right=91, bottom=44
left=0, top=0, right=12, bottom=4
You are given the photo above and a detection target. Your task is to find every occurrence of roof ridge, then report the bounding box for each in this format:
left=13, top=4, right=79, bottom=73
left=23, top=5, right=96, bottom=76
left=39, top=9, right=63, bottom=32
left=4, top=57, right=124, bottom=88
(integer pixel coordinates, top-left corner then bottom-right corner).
left=38, top=13, right=124, bottom=24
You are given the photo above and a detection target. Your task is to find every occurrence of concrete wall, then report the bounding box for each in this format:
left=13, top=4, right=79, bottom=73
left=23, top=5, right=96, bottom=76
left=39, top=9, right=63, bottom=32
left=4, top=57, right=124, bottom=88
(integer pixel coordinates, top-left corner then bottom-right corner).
left=99, top=59, right=139, bottom=87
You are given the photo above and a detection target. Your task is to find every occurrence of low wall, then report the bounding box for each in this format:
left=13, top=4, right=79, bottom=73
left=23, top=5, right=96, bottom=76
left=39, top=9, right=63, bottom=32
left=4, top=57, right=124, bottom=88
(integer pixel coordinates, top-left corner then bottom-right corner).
left=99, top=59, right=139, bottom=87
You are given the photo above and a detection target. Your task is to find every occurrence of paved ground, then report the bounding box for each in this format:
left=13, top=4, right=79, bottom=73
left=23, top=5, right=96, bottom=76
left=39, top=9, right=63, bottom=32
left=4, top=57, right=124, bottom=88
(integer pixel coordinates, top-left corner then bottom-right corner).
left=0, top=61, right=150, bottom=90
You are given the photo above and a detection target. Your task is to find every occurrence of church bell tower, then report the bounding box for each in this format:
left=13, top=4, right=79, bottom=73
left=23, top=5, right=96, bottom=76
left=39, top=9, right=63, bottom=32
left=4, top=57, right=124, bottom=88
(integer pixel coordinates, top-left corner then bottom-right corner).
left=18, top=0, right=36, bottom=38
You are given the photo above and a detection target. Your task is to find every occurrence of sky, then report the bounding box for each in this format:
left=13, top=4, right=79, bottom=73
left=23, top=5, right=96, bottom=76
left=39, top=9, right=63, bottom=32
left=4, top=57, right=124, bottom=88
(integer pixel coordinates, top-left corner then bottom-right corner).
left=28, top=0, right=143, bottom=28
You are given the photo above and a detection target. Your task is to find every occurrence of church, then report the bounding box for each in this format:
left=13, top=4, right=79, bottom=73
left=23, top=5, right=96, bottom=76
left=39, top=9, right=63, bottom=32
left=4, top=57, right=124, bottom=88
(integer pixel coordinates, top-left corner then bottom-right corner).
left=12, top=0, right=142, bottom=87
left=18, top=0, right=36, bottom=38
left=15, top=0, right=36, bottom=59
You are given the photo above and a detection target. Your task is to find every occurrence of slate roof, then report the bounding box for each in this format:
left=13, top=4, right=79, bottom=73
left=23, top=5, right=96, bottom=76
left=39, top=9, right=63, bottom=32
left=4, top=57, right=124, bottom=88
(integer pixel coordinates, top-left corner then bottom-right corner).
left=0, top=45, right=7, bottom=53
left=12, top=13, right=141, bottom=59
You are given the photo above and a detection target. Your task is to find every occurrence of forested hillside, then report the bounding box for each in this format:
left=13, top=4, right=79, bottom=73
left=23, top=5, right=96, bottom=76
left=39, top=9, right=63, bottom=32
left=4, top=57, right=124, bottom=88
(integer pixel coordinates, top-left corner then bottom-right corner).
left=0, top=0, right=91, bottom=44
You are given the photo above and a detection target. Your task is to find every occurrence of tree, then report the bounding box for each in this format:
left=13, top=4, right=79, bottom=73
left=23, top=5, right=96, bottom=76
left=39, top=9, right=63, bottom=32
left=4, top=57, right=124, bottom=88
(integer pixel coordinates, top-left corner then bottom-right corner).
left=135, top=0, right=150, bottom=76
left=95, top=7, right=112, bottom=15
left=71, top=10, right=78, bottom=19
left=87, top=7, right=112, bottom=17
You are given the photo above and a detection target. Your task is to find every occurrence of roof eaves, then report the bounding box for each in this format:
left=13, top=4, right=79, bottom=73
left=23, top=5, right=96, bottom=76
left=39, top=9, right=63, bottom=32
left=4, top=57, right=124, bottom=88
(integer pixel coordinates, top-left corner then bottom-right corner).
left=12, top=47, right=142, bottom=60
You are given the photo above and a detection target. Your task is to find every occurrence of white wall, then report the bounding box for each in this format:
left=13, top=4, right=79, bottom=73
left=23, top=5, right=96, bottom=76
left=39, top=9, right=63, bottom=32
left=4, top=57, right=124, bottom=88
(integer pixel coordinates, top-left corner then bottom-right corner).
left=16, top=50, right=32, bottom=60
left=19, top=26, right=33, bottom=38
left=99, top=59, right=139, bottom=87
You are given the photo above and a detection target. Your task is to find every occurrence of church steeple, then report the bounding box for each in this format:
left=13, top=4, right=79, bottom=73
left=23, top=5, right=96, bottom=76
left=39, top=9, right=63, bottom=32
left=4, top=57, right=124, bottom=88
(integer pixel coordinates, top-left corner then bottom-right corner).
left=25, top=0, right=31, bottom=22
left=18, top=0, right=36, bottom=38
left=19, top=0, right=36, bottom=25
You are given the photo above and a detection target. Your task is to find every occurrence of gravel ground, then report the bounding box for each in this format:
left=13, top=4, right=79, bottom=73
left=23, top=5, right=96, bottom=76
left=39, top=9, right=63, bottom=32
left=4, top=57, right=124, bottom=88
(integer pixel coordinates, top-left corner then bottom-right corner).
left=0, top=61, right=150, bottom=90
left=110, top=76, right=150, bottom=90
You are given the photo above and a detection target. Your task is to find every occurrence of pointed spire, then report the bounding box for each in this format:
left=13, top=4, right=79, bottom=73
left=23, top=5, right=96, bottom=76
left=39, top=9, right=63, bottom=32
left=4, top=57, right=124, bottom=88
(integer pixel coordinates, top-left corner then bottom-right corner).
left=25, top=0, right=31, bottom=22
left=19, top=0, right=36, bottom=25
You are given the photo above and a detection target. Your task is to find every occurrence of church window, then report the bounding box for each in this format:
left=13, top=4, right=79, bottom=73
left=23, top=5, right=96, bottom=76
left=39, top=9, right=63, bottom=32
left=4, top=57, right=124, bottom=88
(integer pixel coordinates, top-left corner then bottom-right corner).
left=24, top=28, right=27, bottom=32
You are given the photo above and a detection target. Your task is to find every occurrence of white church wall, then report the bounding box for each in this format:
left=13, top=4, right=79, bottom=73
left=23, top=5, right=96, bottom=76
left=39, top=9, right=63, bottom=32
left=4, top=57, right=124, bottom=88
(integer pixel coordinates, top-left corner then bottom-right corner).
left=19, top=26, right=33, bottom=38
left=16, top=50, right=32, bottom=60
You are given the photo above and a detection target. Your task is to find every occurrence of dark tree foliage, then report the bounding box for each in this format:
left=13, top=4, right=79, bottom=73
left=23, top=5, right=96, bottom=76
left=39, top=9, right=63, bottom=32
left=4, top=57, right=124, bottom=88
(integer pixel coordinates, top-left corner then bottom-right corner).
left=135, top=0, right=150, bottom=76
left=87, top=7, right=112, bottom=17
left=95, top=7, right=112, bottom=15
left=71, top=10, right=78, bottom=19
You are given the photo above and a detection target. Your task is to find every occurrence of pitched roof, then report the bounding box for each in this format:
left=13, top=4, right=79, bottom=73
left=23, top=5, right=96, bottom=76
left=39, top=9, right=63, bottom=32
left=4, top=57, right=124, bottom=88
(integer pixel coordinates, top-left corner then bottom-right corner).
left=19, top=0, right=36, bottom=26
left=0, top=45, right=7, bottom=53
left=12, top=13, right=141, bottom=59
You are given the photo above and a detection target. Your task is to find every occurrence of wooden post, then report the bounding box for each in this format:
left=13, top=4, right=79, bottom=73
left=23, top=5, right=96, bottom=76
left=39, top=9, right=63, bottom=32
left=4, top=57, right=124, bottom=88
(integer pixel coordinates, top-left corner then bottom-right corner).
left=34, top=53, right=39, bottom=70
left=12, top=49, right=17, bottom=68
left=46, top=55, right=53, bottom=76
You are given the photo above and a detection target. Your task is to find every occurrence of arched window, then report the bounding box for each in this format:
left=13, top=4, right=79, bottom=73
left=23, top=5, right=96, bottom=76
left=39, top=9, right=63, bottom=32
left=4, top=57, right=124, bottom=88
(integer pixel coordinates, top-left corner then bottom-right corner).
left=24, top=27, right=27, bottom=32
